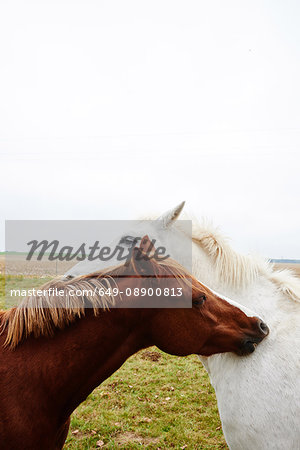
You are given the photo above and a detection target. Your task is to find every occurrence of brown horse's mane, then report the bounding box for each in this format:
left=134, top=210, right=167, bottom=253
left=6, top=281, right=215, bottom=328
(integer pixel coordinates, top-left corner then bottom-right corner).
left=0, top=257, right=202, bottom=349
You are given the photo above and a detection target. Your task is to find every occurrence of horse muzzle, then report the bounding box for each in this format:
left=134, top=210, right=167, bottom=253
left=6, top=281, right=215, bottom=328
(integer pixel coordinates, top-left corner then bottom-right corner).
left=238, top=319, right=269, bottom=356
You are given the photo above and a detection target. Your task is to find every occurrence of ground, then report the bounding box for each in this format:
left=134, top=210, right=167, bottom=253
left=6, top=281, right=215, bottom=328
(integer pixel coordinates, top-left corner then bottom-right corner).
left=64, top=348, right=227, bottom=449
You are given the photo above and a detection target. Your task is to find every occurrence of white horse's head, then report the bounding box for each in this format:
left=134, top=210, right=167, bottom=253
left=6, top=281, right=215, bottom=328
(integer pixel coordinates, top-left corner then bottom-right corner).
left=63, top=201, right=190, bottom=279
left=63, top=201, right=272, bottom=322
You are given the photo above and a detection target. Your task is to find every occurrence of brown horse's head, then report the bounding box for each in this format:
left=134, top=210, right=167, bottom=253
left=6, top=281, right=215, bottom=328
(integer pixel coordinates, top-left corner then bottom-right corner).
left=124, top=235, right=269, bottom=357
left=1, top=235, right=268, bottom=358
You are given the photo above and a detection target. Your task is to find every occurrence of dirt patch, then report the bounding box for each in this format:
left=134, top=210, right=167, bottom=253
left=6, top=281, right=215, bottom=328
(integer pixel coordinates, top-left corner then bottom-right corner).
left=0, top=256, right=4, bottom=274
left=140, top=350, right=162, bottom=362
left=3, top=253, right=75, bottom=276
left=114, top=431, right=159, bottom=446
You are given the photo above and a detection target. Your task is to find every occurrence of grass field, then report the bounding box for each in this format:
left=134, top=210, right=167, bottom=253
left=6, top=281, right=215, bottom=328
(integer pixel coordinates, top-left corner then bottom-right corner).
left=64, top=350, right=227, bottom=449
left=1, top=258, right=299, bottom=449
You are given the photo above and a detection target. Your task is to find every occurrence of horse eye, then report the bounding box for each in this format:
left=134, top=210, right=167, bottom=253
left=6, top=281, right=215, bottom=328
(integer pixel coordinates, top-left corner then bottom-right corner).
left=120, top=236, right=136, bottom=246
left=193, top=294, right=207, bottom=307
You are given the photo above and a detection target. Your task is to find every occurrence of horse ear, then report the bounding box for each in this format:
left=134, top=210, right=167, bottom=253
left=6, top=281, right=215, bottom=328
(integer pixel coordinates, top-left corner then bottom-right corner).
left=131, top=247, right=154, bottom=275
left=139, top=235, right=156, bottom=257
left=157, top=201, right=185, bottom=228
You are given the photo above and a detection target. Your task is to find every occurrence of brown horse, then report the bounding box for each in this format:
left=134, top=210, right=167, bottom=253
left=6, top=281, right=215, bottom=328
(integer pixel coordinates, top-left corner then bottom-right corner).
left=0, top=238, right=268, bottom=450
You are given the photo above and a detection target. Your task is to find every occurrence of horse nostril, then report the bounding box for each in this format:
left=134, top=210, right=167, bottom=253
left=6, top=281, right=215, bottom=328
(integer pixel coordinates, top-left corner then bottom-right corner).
left=258, top=320, right=269, bottom=336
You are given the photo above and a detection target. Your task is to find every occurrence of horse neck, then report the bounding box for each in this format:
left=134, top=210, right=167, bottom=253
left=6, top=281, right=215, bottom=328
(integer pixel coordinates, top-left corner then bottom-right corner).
left=8, top=308, right=152, bottom=422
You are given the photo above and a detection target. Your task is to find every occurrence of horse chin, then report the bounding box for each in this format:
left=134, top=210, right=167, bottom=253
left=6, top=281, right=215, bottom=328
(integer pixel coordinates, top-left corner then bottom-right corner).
left=236, top=339, right=259, bottom=356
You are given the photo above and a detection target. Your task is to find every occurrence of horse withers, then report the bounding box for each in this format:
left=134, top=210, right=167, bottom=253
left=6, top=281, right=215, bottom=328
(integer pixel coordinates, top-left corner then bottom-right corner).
left=0, top=237, right=268, bottom=450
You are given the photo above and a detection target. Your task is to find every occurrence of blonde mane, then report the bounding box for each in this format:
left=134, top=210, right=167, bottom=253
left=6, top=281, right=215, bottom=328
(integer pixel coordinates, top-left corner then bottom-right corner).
left=0, top=256, right=201, bottom=349
left=191, top=221, right=300, bottom=302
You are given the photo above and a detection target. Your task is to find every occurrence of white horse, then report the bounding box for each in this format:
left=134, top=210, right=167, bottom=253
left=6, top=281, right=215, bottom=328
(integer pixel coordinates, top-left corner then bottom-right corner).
left=64, top=202, right=300, bottom=450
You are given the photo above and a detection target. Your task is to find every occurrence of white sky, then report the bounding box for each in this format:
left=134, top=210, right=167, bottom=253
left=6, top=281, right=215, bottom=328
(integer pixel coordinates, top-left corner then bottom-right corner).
left=0, top=0, right=299, bottom=258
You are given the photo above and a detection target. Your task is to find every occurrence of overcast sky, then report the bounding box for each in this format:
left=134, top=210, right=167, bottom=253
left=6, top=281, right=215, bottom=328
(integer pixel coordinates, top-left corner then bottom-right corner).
left=0, top=0, right=299, bottom=258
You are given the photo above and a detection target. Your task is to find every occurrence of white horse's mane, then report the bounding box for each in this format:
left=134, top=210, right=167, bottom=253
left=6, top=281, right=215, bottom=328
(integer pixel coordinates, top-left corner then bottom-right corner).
left=190, top=220, right=300, bottom=303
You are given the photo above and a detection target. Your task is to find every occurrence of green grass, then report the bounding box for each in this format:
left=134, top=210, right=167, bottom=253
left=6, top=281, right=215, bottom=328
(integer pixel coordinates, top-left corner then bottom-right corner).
left=0, top=275, right=227, bottom=449
left=1, top=275, right=53, bottom=308
left=64, top=349, right=227, bottom=449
